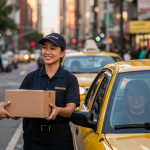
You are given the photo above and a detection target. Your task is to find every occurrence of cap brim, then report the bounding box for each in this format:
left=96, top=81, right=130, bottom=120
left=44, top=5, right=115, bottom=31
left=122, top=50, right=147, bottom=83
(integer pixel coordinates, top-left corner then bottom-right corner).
left=39, top=38, right=61, bottom=47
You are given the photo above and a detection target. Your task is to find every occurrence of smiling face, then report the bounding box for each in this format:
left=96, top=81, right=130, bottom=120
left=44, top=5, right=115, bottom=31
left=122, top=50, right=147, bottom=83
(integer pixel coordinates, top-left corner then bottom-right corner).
left=42, top=40, right=65, bottom=65
left=127, top=85, right=148, bottom=114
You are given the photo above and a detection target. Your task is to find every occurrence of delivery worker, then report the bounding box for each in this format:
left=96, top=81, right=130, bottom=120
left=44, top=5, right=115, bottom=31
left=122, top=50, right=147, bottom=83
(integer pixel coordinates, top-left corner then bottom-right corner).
left=0, top=101, right=14, bottom=120
left=19, top=33, right=80, bottom=150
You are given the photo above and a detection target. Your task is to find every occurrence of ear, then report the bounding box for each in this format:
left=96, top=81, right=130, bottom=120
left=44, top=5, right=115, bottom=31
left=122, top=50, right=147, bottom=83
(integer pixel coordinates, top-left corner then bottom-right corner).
left=60, top=50, right=66, bottom=58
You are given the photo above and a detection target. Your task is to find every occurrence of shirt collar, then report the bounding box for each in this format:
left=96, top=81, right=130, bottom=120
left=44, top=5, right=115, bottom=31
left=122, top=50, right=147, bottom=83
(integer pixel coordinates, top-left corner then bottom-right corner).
left=39, top=64, right=65, bottom=78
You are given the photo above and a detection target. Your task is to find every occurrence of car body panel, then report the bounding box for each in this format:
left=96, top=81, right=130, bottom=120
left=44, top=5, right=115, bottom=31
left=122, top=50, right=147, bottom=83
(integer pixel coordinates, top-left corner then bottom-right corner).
left=105, top=134, right=150, bottom=150
left=18, top=50, right=31, bottom=62
left=72, top=59, right=150, bottom=150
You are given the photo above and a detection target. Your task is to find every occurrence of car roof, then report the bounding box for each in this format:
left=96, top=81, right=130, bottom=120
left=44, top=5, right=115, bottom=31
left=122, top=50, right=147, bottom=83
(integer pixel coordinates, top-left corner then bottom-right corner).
left=64, top=52, right=120, bottom=57
left=105, top=59, right=150, bottom=73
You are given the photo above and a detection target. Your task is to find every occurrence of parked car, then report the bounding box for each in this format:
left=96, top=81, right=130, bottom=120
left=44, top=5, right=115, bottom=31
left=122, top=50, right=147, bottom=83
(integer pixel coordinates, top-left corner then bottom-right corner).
left=71, top=59, right=150, bottom=150
left=34, top=49, right=41, bottom=61
left=62, top=51, right=122, bottom=101
left=37, top=53, right=44, bottom=68
left=1, top=54, right=12, bottom=72
left=6, top=51, right=18, bottom=69
left=18, top=50, right=31, bottom=63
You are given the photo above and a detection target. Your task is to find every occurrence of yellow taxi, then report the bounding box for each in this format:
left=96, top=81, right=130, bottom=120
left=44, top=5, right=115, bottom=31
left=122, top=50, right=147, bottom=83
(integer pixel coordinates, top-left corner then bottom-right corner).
left=62, top=52, right=122, bottom=101
left=18, top=50, right=31, bottom=62
left=71, top=59, right=150, bottom=150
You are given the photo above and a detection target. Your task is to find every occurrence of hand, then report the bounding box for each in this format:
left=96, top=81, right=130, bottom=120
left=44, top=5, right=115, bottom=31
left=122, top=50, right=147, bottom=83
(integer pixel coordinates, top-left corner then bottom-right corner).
left=46, top=104, right=60, bottom=121
left=13, top=117, right=21, bottom=120
left=0, top=101, right=14, bottom=120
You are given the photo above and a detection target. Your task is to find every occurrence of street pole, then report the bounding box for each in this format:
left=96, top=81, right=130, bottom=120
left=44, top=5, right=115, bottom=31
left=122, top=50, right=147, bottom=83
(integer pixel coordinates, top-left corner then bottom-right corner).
left=106, top=0, right=110, bottom=51
left=120, top=0, right=123, bottom=52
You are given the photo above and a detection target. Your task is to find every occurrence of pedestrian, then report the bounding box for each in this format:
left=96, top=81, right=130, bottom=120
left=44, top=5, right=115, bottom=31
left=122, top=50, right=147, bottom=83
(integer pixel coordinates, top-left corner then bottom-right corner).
left=145, top=49, right=150, bottom=59
left=0, top=54, right=5, bottom=76
left=18, top=33, right=80, bottom=150
left=0, top=101, right=14, bottom=120
left=123, top=49, right=131, bottom=61
left=131, top=46, right=140, bottom=60
left=139, top=46, right=147, bottom=59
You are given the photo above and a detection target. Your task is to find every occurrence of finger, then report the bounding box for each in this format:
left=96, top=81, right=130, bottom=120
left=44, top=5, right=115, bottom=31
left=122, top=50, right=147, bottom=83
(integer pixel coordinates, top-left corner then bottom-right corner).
left=5, top=111, right=14, bottom=119
left=2, top=101, right=10, bottom=107
left=49, top=103, right=54, bottom=107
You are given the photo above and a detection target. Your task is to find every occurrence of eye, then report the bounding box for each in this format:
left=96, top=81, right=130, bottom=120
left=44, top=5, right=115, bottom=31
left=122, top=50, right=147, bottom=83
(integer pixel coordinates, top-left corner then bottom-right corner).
left=42, top=46, right=46, bottom=49
left=128, top=93, right=134, bottom=97
left=51, top=47, right=56, bottom=50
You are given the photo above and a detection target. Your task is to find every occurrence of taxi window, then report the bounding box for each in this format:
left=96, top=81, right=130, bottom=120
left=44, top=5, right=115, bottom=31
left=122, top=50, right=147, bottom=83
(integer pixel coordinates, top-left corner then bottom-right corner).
left=63, top=56, right=121, bottom=73
left=103, top=71, right=150, bottom=133
left=85, top=73, right=104, bottom=109
left=92, top=77, right=108, bottom=122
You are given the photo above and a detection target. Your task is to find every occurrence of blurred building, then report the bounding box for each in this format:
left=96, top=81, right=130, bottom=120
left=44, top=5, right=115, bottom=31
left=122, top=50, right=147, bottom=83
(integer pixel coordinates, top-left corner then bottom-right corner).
left=60, top=0, right=150, bottom=51
left=111, top=0, right=150, bottom=51
left=19, top=0, right=33, bottom=49
left=37, top=0, right=42, bottom=33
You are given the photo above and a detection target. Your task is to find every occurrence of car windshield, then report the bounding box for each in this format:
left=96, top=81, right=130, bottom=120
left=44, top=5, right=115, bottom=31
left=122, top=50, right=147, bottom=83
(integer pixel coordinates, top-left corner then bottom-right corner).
left=1, top=56, right=7, bottom=61
left=63, top=56, right=121, bottom=73
left=104, top=71, right=150, bottom=133
left=19, top=52, right=27, bottom=55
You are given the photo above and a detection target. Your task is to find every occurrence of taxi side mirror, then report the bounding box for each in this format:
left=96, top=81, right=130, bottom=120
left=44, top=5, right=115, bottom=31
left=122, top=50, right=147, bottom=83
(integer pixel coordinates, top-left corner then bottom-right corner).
left=71, top=110, right=97, bottom=130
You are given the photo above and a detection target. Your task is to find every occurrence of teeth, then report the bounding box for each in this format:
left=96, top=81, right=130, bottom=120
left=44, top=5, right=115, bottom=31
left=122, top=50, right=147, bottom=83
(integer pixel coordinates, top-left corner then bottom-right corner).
left=46, top=57, right=51, bottom=58
left=133, top=102, right=139, bottom=104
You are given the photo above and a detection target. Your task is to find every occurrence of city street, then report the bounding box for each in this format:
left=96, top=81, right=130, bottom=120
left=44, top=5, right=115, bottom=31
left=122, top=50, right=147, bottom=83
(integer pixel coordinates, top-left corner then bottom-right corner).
left=0, top=61, right=37, bottom=150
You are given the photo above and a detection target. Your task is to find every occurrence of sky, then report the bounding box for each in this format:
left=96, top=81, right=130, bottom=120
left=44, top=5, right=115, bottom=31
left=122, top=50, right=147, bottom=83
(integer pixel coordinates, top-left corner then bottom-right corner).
left=42, top=0, right=60, bottom=36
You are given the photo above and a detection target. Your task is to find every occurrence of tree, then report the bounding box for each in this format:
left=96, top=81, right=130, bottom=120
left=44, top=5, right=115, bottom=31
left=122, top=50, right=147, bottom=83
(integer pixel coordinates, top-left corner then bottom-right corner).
left=0, top=0, right=17, bottom=31
left=24, top=29, right=44, bottom=50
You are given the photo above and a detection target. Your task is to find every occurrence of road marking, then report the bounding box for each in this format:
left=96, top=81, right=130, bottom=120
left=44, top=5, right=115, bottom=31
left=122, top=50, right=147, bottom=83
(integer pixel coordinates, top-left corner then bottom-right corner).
left=5, top=122, right=22, bottom=150
left=19, top=71, right=27, bottom=75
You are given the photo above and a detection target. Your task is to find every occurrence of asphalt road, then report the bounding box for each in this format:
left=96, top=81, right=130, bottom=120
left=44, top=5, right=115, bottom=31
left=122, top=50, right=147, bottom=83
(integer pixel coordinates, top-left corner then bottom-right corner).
left=0, top=61, right=38, bottom=150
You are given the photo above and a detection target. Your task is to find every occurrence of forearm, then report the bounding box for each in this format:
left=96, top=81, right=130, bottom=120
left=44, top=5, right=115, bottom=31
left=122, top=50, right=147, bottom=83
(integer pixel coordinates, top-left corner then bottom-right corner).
left=58, top=105, right=75, bottom=117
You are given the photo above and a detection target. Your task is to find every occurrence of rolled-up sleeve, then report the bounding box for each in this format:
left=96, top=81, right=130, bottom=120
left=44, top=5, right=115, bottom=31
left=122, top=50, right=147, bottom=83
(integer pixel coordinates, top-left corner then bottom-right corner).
left=65, top=76, right=80, bottom=107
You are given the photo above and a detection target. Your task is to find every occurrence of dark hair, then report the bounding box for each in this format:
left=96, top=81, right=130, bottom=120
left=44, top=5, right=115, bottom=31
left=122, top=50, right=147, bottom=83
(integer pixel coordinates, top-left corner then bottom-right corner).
left=145, top=49, right=150, bottom=59
left=60, top=47, right=65, bottom=63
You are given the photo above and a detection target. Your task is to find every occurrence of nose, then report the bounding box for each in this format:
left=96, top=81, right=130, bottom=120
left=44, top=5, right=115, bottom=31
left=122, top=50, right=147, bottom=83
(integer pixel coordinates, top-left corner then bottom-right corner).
left=133, top=93, right=138, bottom=99
left=45, top=48, right=52, bottom=54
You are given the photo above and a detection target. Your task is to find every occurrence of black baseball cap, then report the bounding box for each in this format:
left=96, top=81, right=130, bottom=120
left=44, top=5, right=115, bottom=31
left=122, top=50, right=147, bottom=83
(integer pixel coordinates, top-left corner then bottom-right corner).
left=39, top=33, right=66, bottom=49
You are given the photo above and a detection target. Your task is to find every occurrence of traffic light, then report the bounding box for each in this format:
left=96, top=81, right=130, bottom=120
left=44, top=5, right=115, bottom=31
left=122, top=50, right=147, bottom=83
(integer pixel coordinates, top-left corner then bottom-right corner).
left=72, top=39, right=76, bottom=43
left=100, top=33, right=105, bottom=38
left=108, top=38, right=113, bottom=44
left=31, top=42, right=35, bottom=46
left=95, top=36, right=101, bottom=42
left=100, top=27, right=105, bottom=39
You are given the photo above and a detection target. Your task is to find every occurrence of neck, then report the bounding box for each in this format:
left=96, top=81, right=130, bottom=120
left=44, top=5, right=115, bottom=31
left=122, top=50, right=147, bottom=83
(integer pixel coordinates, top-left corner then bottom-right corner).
left=130, top=107, right=145, bottom=115
left=45, top=62, right=60, bottom=78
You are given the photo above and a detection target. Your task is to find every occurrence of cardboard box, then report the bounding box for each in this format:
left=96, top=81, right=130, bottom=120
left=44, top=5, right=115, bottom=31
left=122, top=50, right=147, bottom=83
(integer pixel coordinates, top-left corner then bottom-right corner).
left=5, top=90, right=55, bottom=118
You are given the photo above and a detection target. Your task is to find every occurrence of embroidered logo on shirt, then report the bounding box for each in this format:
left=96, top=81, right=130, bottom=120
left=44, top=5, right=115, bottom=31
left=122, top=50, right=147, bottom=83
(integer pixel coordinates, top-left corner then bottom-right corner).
left=55, top=87, right=66, bottom=90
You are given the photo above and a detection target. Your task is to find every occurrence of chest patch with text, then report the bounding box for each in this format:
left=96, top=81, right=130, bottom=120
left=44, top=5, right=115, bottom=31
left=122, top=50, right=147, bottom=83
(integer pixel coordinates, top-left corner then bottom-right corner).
left=55, top=87, right=66, bottom=90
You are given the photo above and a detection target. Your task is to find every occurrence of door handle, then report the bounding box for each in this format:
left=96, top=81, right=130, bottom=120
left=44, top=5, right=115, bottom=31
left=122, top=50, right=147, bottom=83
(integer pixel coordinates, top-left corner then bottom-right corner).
left=76, top=127, right=79, bottom=135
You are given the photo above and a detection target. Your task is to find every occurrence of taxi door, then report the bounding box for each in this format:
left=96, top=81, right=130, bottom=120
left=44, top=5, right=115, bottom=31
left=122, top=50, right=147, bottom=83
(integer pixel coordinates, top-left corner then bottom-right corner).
left=72, top=70, right=111, bottom=150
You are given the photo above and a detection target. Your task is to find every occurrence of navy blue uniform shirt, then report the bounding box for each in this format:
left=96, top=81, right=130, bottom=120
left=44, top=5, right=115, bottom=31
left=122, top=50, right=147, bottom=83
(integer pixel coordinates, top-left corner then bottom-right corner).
left=19, top=65, right=80, bottom=125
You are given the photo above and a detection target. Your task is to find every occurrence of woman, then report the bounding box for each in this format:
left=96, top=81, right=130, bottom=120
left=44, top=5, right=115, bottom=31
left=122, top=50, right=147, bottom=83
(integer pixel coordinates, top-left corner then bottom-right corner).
left=19, top=33, right=80, bottom=150
left=113, top=80, right=149, bottom=126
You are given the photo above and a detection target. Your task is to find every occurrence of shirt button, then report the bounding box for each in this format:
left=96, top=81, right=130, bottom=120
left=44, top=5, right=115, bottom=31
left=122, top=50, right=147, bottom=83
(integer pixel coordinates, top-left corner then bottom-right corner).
left=48, top=82, right=49, bottom=83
